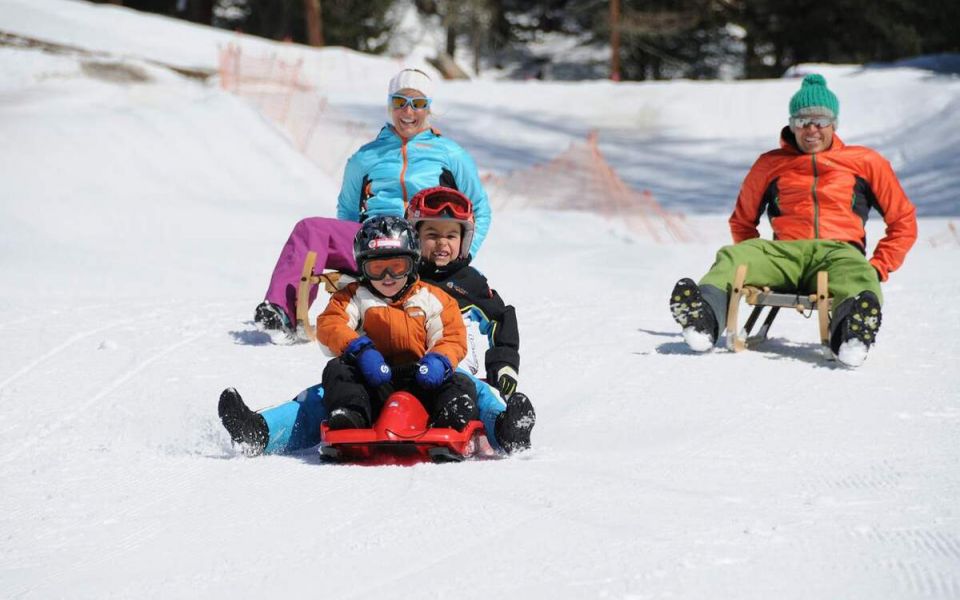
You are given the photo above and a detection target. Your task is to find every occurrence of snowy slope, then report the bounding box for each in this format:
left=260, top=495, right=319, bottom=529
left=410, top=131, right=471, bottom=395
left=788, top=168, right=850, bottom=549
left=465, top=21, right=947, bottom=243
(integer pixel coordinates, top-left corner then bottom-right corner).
left=316, top=63, right=960, bottom=217
left=1, top=2, right=960, bottom=599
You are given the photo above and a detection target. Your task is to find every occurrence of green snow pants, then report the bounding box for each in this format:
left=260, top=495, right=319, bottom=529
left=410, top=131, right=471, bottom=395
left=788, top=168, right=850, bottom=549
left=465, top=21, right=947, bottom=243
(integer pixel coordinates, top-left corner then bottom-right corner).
left=696, top=239, right=882, bottom=338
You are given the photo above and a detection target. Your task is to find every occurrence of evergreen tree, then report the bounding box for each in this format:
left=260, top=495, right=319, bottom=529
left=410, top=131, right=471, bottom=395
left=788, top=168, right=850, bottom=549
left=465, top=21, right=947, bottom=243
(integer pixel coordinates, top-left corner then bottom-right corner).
left=90, top=0, right=960, bottom=78
left=731, top=0, right=960, bottom=77
left=213, top=0, right=395, bottom=51
left=608, top=0, right=735, bottom=80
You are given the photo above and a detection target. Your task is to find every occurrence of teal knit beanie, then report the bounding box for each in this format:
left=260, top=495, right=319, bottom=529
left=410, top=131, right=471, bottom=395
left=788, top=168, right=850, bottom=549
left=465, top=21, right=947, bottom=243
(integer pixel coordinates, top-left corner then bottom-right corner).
left=789, top=74, right=839, bottom=119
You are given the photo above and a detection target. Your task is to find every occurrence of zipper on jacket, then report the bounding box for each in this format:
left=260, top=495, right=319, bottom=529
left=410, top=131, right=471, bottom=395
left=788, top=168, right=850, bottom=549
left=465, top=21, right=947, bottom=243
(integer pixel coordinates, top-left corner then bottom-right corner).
left=810, top=153, right=820, bottom=239
left=399, top=137, right=409, bottom=206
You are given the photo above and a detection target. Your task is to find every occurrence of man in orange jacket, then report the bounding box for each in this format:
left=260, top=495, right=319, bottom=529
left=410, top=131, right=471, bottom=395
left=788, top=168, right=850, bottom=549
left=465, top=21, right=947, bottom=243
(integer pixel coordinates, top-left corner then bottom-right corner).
left=670, top=73, right=917, bottom=367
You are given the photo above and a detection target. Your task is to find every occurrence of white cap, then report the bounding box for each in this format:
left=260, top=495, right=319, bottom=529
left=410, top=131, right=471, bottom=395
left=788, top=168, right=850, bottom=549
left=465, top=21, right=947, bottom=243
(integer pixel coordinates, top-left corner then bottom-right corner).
left=388, top=68, right=434, bottom=98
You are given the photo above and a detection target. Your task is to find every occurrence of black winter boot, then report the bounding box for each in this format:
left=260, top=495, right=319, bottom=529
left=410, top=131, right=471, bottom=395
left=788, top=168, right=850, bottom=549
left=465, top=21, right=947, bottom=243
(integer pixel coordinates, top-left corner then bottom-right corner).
left=432, top=394, right=478, bottom=432
left=831, top=292, right=882, bottom=367
left=254, top=301, right=292, bottom=333
left=218, top=388, right=269, bottom=456
left=326, top=407, right=369, bottom=430
left=669, top=278, right=718, bottom=351
left=495, top=393, right=536, bottom=454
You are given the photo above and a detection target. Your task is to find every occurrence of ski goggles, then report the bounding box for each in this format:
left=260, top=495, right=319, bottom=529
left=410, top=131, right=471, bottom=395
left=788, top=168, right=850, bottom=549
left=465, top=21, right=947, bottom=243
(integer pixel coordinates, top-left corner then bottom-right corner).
left=790, top=116, right=835, bottom=129
left=389, top=94, right=432, bottom=111
left=362, top=256, right=415, bottom=281
left=410, top=189, right=474, bottom=221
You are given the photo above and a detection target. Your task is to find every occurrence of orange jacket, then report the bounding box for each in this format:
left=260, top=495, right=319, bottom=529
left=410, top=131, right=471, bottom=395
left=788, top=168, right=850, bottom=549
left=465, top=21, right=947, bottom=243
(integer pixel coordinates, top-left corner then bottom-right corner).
left=729, top=128, right=917, bottom=281
left=316, top=279, right=467, bottom=368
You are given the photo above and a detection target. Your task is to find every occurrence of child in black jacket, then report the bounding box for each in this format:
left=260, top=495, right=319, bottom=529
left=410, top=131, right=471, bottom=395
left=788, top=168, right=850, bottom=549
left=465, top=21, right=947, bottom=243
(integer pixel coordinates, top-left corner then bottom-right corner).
left=407, top=187, right=535, bottom=452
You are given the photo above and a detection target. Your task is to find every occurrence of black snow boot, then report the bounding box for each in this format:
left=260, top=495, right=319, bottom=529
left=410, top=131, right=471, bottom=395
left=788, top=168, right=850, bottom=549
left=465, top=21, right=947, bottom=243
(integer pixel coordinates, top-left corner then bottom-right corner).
left=326, top=407, right=369, bottom=430
left=432, top=394, right=478, bottom=432
left=254, top=301, right=292, bottom=332
left=218, top=388, right=269, bottom=456
left=669, top=278, right=718, bottom=349
left=495, top=393, right=536, bottom=454
left=830, top=292, right=882, bottom=367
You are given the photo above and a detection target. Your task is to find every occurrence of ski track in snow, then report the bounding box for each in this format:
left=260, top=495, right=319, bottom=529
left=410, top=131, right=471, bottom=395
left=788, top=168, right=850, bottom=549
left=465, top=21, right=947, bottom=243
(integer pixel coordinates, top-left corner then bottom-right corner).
left=1, top=330, right=208, bottom=464
left=0, top=310, right=145, bottom=395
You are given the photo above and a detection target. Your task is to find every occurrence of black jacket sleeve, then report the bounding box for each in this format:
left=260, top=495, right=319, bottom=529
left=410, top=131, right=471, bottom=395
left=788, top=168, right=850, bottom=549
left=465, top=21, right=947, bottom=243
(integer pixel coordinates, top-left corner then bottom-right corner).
left=482, top=288, right=520, bottom=379
left=423, top=261, right=521, bottom=380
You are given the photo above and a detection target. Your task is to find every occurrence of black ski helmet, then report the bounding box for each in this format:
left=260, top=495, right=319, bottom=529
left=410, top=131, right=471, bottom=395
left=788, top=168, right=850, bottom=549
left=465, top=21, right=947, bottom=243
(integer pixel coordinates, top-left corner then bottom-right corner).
left=353, top=215, right=421, bottom=273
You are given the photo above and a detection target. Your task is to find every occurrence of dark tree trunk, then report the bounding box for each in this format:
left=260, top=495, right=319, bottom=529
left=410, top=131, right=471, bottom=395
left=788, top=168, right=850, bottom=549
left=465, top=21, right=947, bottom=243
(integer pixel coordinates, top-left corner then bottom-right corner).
left=446, top=24, right=457, bottom=56
left=186, top=0, right=213, bottom=24
left=304, top=0, right=324, bottom=46
left=610, top=0, right=621, bottom=81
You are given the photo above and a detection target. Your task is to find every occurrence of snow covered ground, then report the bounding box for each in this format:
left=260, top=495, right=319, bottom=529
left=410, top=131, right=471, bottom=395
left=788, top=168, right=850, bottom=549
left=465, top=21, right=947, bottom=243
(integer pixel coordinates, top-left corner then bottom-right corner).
left=1, top=1, right=959, bottom=598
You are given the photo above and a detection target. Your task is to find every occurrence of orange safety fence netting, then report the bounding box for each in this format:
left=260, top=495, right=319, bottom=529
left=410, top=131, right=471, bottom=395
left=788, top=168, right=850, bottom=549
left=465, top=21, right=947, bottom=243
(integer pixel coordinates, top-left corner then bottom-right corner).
left=483, top=132, right=696, bottom=243
left=217, top=43, right=374, bottom=175
left=218, top=44, right=697, bottom=243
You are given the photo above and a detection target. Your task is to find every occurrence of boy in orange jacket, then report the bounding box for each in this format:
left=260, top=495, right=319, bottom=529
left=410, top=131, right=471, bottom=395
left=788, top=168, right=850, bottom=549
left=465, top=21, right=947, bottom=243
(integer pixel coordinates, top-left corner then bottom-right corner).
left=316, top=215, right=479, bottom=430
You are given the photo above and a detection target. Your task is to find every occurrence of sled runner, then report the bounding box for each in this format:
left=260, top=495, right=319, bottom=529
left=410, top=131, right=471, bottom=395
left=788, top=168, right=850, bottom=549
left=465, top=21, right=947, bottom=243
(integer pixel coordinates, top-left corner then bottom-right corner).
left=296, top=250, right=344, bottom=341
left=319, top=390, right=494, bottom=465
left=725, top=264, right=832, bottom=352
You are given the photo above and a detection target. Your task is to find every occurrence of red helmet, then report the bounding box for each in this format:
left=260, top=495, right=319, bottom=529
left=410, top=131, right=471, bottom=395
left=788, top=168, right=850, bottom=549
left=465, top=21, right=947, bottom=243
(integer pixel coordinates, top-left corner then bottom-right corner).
left=405, top=186, right=475, bottom=260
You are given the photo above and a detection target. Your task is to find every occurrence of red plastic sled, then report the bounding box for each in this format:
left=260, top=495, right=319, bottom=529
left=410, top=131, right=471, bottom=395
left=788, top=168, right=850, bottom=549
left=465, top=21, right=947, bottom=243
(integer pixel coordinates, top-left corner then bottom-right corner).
left=319, top=391, right=495, bottom=465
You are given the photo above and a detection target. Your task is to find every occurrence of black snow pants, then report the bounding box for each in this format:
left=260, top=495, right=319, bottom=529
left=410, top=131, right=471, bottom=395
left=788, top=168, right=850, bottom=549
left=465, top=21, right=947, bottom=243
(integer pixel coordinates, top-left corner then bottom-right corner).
left=321, top=358, right=479, bottom=430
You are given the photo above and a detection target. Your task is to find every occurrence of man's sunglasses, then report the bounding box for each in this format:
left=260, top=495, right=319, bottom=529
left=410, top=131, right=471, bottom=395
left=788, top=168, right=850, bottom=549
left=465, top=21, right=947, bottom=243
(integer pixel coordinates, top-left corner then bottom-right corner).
left=389, top=94, right=432, bottom=111
left=790, top=116, right=835, bottom=129
left=362, top=256, right=415, bottom=281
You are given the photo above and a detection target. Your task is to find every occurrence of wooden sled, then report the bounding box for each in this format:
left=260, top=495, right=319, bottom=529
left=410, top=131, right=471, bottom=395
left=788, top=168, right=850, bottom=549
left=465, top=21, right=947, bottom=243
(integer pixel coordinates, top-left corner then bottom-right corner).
left=725, top=264, right=832, bottom=352
left=296, top=250, right=343, bottom=341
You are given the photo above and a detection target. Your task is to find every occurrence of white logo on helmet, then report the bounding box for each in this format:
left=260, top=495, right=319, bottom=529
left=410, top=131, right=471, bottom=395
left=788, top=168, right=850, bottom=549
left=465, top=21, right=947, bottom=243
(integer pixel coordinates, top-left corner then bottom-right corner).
left=419, top=364, right=429, bottom=375
left=369, top=239, right=403, bottom=249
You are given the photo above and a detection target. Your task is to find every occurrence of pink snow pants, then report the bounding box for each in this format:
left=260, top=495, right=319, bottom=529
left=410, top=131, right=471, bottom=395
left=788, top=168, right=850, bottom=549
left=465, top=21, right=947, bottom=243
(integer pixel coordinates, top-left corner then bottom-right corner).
left=263, top=217, right=362, bottom=323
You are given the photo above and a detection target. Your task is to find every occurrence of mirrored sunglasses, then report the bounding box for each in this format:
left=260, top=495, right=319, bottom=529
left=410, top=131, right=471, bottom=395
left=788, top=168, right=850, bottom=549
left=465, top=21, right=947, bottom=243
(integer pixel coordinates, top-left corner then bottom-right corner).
left=389, top=94, right=432, bottom=110
left=790, top=116, right=835, bottom=129
left=362, top=256, right=414, bottom=280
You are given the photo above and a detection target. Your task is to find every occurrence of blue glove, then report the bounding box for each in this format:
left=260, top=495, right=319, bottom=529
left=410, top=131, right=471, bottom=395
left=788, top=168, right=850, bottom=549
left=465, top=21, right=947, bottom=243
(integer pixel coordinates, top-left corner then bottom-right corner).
left=345, top=336, right=392, bottom=387
left=415, top=353, right=453, bottom=389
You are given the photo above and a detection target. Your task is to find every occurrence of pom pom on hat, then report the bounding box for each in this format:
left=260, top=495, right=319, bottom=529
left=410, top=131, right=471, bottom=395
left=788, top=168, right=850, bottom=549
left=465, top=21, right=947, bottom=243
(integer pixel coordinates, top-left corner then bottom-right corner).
left=789, top=73, right=839, bottom=119
left=388, top=68, right=434, bottom=98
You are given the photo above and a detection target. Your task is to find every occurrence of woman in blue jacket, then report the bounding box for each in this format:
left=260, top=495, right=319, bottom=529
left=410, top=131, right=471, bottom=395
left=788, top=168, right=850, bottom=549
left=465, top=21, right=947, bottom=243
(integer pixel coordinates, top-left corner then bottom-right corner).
left=255, top=68, right=492, bottom=334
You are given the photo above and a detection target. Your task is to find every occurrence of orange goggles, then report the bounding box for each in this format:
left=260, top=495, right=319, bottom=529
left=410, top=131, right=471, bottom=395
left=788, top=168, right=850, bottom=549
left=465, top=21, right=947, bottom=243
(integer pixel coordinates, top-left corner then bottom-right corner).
left=362, top=256, right=414, bottom=280
left=412, top=190, right=473, bottom=221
